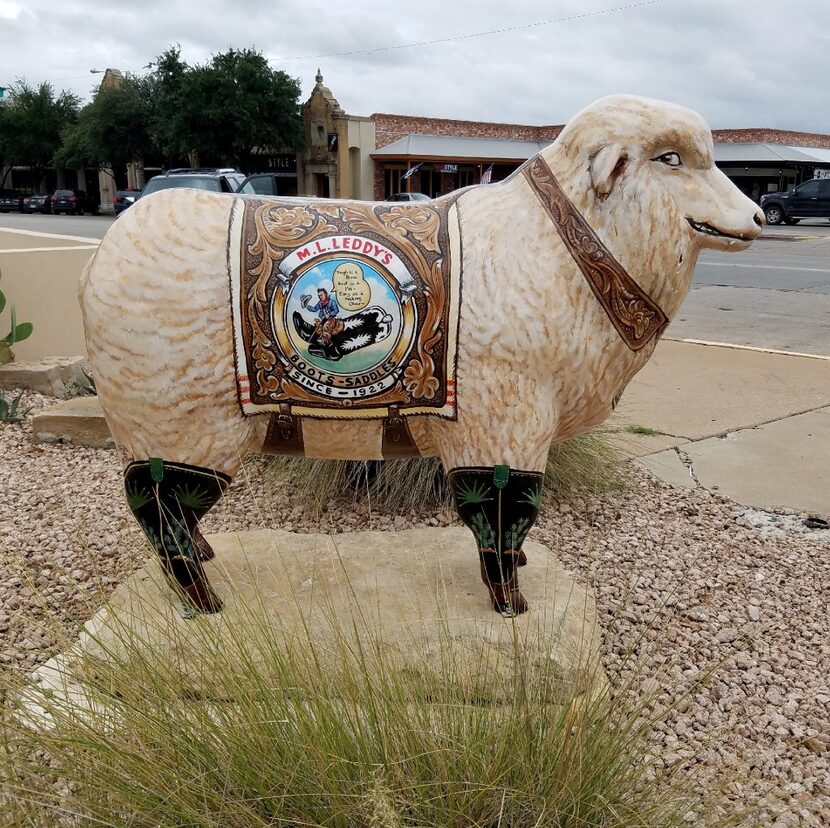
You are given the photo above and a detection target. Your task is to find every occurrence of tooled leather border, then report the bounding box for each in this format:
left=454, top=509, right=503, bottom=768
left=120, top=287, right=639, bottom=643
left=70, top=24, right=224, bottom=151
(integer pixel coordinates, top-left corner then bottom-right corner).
left=238, top=194, right=461, bottom=414
left=523, top=155, right=668, bottom=352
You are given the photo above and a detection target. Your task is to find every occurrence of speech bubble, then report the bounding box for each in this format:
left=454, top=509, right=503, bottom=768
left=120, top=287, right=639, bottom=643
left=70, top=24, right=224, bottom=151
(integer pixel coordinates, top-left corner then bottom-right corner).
left=332, top=262, right=371, bottom=311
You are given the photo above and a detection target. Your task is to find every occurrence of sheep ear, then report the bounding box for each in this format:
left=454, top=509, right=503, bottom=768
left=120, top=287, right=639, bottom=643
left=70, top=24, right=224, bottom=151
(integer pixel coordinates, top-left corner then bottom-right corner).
left=590, top=144, right=628, bottom=200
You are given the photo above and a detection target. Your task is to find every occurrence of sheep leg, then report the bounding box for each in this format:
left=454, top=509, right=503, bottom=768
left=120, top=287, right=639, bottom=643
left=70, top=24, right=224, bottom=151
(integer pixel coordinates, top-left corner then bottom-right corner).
left=124, top=459, right=231, bottom=616
left=447, top=465, right=543, bottom=617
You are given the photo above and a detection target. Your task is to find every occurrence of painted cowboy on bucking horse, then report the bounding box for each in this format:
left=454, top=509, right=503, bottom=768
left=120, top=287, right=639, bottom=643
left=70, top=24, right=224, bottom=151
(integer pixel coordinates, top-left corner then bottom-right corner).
left=301, top=287, right=346, bottom=358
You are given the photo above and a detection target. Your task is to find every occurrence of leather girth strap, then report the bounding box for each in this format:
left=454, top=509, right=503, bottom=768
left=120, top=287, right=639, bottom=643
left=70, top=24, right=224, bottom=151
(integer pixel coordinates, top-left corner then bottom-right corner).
left=523, top=155, right=669, bottom=352
left=261, top=405, right=420, bottom=459
left=262, top=404, right=305, bottom=456
left=381, top=406, right=420, bottom=459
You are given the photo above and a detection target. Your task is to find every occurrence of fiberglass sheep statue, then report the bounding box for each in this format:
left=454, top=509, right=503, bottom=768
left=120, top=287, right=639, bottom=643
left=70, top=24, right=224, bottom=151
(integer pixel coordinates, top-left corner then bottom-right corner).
left=80, top=94, right=763, bottom=618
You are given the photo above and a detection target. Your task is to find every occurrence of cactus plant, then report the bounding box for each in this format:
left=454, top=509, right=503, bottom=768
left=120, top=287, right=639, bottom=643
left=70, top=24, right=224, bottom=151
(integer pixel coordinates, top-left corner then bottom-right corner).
left=0, top=267, right=34, bottom=364
left=0, top=390, right=33, bottom=423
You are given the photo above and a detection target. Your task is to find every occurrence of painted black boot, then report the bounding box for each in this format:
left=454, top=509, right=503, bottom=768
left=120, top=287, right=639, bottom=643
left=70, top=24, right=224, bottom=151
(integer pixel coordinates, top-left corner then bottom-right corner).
left=124, top=458, right=230, bottom=615
left=448, top=465, right=543, bottom=617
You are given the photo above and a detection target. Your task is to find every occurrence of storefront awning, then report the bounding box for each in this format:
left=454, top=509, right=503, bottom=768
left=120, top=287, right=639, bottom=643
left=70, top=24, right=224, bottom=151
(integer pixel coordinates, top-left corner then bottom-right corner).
left=714, top=143, right=830, bottom=164
left=371, top=134, right=548, bottom=163
left=373, top=134, right=830, bottom=167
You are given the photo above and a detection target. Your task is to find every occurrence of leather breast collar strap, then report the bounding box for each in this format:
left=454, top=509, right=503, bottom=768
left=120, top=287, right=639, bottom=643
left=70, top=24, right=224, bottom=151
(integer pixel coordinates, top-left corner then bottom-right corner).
left=523, top=155, right=669, bottom=352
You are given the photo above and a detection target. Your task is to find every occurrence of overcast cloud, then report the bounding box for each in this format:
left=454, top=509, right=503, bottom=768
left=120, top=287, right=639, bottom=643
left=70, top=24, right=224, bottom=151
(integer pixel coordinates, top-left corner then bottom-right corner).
left=1, top=0, right=828, bottom=132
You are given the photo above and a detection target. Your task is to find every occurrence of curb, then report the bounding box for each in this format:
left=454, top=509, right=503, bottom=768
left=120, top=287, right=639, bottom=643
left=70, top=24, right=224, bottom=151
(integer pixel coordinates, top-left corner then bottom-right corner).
left=666, top=338, right=830, bottom=361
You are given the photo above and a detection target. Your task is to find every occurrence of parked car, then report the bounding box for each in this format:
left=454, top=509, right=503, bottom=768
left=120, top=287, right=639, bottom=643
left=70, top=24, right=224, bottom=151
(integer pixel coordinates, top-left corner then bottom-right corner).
left=760, top=178, right=830, bottom=225
left=238, top=172, right=288, bottom=197
left=138, top=168, right=246, bottom=200
left=385, top=192, right=431, bottom=202
left=51, top=189, right=98, bottom=215
left=113, top=189, right=140, bottom=216
left=0, top=190, right=24, bottom=212
left=22, top=193, right=52, bottom=214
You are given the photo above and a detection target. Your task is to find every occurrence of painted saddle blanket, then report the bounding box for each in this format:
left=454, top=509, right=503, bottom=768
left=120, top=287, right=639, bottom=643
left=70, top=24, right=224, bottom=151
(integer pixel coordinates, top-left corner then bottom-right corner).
left=229, top=196, right=461, bottom=419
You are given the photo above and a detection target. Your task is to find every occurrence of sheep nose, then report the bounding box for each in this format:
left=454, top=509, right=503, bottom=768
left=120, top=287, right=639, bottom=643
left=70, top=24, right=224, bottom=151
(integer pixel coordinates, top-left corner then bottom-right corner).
left=754, top=211, right=764, bottom=227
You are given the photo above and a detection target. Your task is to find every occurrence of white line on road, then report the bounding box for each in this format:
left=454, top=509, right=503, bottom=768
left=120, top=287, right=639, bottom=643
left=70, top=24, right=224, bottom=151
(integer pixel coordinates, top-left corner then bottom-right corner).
left=0, top=227, right=102, bottom=244
left=668, top=337, right=830, bottom=360
left=699, top=262, right=830, bottom=274
left=0, top=245, right=99, bottom=254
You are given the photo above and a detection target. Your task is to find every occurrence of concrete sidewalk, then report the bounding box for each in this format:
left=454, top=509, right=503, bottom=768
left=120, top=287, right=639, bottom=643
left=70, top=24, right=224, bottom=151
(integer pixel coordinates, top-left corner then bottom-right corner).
left=613, top=339, right=830, bottom=516
left=0, top=228, right=98, bottom=361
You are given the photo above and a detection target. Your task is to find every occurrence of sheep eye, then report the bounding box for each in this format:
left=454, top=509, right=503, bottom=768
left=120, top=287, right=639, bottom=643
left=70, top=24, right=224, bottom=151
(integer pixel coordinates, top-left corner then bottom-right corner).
left=653, top=151, right=683, bottom=167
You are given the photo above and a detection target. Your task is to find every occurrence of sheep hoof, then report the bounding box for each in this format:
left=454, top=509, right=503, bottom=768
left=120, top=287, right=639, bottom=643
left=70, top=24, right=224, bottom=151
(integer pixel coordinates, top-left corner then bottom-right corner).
left=180, top=579, right=223, bottom=617
left=516, top=549, right=528, bottom=567
left=480, top=561, right=529, bottom=616
left=494, top=590, right=529, bottom=618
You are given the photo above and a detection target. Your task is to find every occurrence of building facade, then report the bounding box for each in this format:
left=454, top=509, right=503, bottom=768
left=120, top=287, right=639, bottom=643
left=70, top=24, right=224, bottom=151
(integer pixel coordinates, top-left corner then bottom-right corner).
left=8, top=69, right=827, bottom=208
left=297, top=74, right=830, bottom=204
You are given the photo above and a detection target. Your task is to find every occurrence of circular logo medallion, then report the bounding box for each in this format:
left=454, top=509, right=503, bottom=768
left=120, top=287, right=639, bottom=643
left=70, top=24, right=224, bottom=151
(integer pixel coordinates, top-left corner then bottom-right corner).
left=272, top=236, right=418, bottom=400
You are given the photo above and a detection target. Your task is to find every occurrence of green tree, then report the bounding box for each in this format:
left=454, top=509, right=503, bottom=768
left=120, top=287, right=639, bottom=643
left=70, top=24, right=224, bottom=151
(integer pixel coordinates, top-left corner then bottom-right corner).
left=57, top=79, right=150, bottom=186
left=0, top=104, right=11, bottom=188
left=1, top=81, right=79, bottom=190
left=177, top=48, right=302, bottom=171
left=142, top=46, right=191, bottom=167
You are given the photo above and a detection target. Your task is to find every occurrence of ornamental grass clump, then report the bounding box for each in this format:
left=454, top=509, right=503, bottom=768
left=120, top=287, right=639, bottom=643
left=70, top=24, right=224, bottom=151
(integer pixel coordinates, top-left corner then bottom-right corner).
left=0, top=575, right=724, bottom=828
left=268, top=428, right=626, bottom=515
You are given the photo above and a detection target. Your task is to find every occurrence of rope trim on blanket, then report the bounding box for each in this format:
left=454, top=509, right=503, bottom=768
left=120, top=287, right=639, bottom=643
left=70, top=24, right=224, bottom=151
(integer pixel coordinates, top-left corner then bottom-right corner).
left=523, top=155, right=668, bottom=351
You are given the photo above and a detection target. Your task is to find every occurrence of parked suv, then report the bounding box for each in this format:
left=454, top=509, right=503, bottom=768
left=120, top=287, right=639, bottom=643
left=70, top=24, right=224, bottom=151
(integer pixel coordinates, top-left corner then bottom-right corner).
left=385, top=192, right=431, bottom=202
left=239, top=172, right=292, bottom=197
left=760, top=178, right=830, bottom=225
left=138, top=168, right=245, bottom=200
left=0, top=190, right=24, bottom=212
left=52, top=189, right=98, bottom=215
left=113, top=189, right=140, bottom=216
left=23, top=193, right=52, bottom=214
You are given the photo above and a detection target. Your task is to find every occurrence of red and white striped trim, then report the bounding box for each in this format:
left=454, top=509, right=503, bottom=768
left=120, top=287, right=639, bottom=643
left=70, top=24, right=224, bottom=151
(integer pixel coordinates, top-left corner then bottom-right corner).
left=238, top=373, right=251, bottom=404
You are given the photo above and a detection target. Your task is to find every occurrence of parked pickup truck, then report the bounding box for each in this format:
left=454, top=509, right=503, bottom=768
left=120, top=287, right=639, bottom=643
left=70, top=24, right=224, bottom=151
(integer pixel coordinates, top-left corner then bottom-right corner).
left=761, top=178, right=830, bottom=225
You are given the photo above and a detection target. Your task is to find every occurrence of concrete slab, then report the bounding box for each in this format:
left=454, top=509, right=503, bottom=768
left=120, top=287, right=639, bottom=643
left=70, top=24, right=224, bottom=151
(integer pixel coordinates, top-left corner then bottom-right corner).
left=0, top=247, right=95, bottom=361
left=617, top=340, right=830, bottom=441
left=637, top=449, right=696, bottom=490
left=23, top=528, right=605, bottom=726
left=0, top=356, right=89, bottom=398
left=32, top=395, right=112, bottom=448
left=607, top=427, right=688, bottom=459
left=678, top=410, right=830, bottom=516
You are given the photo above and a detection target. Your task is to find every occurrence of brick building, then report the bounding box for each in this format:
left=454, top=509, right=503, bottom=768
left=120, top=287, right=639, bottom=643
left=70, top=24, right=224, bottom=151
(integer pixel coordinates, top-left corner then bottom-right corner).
left=298, top=73, right=830, bottom=204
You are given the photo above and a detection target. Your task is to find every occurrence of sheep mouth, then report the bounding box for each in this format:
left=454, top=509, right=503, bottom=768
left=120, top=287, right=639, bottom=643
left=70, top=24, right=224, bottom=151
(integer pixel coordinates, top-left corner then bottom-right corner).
left=686, top=218, right=747, bottom=241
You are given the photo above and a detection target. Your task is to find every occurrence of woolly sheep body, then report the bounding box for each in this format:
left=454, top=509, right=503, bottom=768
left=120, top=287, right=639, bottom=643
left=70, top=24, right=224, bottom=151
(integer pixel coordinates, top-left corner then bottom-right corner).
left=80, top=95, right=762, bottom=478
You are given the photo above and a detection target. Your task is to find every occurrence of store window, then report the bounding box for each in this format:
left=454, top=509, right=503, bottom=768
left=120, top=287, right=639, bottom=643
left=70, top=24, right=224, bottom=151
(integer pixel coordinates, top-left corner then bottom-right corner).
left=384, top=167, right=406, bottom=197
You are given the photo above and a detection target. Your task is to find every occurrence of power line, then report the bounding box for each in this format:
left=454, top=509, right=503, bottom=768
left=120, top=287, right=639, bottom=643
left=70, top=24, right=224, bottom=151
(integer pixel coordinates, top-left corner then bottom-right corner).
left=269, top=0, right=669, bottom=63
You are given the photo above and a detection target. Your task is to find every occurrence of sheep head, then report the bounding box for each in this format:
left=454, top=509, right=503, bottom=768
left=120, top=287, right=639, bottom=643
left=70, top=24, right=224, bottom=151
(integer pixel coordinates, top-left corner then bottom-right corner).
left=546, top=94, right=764, bottom=255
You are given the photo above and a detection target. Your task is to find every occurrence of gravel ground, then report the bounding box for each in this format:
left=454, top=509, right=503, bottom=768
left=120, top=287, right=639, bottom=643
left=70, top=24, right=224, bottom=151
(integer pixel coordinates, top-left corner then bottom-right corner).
left=1, top=389, right=829, bottom=826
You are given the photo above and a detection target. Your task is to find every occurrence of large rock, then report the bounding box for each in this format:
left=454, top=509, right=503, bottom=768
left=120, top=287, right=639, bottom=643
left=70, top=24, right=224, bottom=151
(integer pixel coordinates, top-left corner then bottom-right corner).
left=25, top=528, right=606, bottom=724
left=31, top=395, right=112, bottom=448
left=0, top=357, right=89, bottom=399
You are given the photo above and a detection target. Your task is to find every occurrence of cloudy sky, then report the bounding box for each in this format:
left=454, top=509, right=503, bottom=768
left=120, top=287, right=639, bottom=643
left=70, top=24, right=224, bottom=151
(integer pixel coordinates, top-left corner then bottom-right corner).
left=1, top=0, right=828, bottom=132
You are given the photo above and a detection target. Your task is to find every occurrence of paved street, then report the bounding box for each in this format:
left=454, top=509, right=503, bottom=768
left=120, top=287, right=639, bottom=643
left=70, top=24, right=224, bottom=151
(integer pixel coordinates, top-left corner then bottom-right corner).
left=0, top=212, right=113, bottom=240
left=669, top=220, right=830, bottom=356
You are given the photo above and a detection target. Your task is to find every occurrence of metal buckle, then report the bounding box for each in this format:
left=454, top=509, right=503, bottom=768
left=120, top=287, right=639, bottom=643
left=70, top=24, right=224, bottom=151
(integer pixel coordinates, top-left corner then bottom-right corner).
left=276, top=413, right=293, bottom=441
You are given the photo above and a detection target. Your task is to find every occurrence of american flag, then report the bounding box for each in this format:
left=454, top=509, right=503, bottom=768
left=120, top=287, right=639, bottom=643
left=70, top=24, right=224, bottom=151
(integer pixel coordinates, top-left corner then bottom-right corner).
left=402, top=162, right=423, bottom=180
left=480, top=164, right=494, bottom=184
